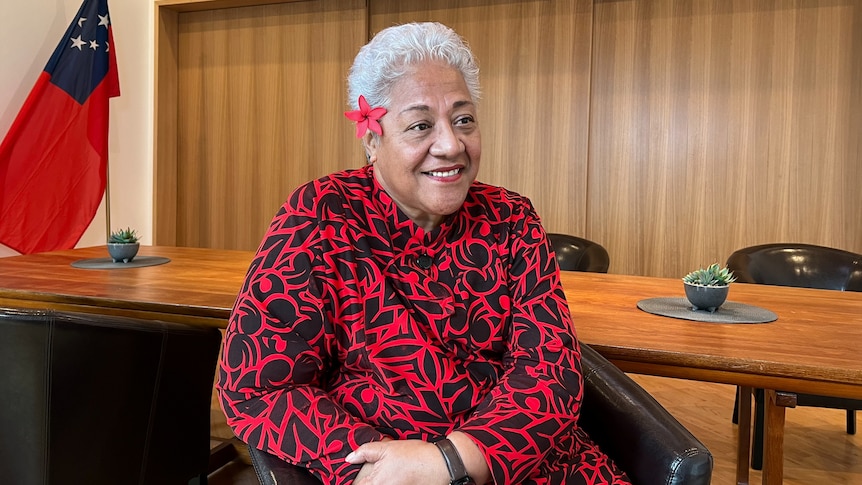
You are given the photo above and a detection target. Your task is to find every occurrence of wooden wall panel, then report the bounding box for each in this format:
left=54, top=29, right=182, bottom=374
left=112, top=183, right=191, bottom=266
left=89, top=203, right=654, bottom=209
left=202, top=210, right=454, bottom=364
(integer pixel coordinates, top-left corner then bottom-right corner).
left=155, top=0, right=862, bottom=277
left=369, top=0, right=595, bottom=238
left=588, top=0, right=862, bottom=277
left=173, top=0, right=366, bottom=250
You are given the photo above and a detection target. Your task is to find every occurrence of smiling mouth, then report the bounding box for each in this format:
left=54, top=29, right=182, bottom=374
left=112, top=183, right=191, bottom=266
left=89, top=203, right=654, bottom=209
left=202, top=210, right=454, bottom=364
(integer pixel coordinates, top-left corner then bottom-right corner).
left=424, top=168, right=462, bottom=177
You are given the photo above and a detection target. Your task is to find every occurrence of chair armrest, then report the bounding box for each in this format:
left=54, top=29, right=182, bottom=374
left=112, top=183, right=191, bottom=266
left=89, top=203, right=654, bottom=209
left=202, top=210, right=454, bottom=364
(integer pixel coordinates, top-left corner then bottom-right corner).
left=247, top=445, right=322, bottom=485
left=578, top=344, right=713, bottom=485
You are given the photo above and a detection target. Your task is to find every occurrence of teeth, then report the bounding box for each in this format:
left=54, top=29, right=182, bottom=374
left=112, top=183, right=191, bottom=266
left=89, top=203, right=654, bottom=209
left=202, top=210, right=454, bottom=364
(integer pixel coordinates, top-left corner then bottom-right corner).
left=427, top=168, right=461, bottom=177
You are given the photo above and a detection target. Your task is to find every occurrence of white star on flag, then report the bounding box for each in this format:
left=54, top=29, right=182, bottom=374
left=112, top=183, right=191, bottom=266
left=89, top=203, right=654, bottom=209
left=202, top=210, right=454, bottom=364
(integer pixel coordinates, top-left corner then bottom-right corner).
left=70, top=35, right=86, bottom=50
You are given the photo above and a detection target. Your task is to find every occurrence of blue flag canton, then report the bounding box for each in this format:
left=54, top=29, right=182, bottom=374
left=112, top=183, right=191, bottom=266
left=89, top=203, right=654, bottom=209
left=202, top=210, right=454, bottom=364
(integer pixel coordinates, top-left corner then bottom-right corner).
left=44, top=0, right=112, bottom=104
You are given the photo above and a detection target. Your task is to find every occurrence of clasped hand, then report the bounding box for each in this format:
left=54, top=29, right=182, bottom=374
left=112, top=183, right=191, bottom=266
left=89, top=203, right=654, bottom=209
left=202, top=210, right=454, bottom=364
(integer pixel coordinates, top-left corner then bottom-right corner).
left=346, top=438, right=450, bottom=485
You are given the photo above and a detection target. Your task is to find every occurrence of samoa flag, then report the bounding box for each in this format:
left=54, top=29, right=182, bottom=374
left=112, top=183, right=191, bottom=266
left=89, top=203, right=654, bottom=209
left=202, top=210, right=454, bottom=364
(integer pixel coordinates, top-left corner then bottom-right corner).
left=0, top=0, right=120, bottom=254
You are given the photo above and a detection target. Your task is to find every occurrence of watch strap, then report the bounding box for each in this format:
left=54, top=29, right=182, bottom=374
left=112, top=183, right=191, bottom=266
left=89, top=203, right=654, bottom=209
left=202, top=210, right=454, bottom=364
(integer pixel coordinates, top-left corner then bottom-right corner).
left=434, top=438, right=473, bottom=485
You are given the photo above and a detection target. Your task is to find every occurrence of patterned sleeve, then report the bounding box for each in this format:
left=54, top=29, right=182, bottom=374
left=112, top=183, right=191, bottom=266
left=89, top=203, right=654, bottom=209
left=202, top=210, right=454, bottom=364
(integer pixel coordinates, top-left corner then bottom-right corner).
left=458, top=200, right=584, bottom=484
left=216, top=183, right=386, bottom=484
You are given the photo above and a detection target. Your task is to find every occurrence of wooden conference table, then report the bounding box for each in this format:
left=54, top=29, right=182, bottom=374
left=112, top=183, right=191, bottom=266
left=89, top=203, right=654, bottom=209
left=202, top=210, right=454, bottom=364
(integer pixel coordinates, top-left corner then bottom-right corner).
left=0, top=245, right=250, bottom=327
left=1, top=245, right=860, bottom=485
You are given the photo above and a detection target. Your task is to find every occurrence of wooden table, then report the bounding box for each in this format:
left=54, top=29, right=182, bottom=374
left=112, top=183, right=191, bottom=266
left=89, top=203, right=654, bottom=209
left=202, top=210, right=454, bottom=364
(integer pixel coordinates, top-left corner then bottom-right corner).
left=561, top=271, right=862, bottom=485
left=0, top=245, right=251, bottom=327
left=1, top=246, right=860, bottom=484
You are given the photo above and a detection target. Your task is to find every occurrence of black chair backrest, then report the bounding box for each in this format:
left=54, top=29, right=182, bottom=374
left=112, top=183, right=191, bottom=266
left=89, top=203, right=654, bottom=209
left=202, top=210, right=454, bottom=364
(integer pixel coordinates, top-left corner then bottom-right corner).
left=726, top=243, right=862, bottom=292
left=547, top=233, right=610, bottom=273
left=0, top=307, right=222, bottom=485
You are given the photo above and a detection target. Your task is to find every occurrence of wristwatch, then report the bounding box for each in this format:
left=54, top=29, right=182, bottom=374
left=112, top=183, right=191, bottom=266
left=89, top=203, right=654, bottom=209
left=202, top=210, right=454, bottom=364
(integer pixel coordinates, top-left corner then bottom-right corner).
left=434, top=438, right=476, bottom=485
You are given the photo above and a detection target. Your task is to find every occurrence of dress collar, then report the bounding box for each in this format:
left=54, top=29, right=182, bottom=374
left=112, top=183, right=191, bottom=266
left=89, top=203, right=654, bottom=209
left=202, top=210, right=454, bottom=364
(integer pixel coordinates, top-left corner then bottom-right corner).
left=366, top=165, right=454, bottom=259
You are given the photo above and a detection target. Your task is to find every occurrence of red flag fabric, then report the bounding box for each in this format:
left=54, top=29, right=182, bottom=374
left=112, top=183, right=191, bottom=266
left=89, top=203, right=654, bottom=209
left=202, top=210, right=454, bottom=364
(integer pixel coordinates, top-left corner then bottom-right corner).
left=0, top=0, right=120, bottom=254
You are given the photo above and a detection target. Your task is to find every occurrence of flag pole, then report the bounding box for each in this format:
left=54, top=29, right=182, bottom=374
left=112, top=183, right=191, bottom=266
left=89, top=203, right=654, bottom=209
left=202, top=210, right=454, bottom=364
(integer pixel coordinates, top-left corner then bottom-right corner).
left=105, top=161, right=111, bottom=240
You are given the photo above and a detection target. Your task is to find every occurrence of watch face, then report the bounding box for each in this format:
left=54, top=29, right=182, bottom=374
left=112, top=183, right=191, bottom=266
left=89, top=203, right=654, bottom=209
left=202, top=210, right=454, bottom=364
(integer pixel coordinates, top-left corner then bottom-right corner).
left=453, top=478, right=475, bottom=485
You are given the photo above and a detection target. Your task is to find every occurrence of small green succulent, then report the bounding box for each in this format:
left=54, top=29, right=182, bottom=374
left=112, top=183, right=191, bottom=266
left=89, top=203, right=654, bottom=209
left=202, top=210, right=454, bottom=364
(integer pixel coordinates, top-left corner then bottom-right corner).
left=683, top=263, right=736, bottom=287
left=108, top=227, right=140, bottom=244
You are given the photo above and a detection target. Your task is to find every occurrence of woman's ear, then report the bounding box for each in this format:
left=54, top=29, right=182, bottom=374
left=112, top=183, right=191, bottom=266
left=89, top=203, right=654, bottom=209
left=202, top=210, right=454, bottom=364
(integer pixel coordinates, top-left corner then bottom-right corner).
left=362, top=132, right=379, bottom=164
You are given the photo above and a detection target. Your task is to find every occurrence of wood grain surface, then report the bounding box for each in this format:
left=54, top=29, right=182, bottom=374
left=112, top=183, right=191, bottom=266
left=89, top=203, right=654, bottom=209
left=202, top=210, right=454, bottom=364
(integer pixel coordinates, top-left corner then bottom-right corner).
left=154, top=0, right=862, bottom=278
left=1, top=246, right=858, bottom=399
left=562, top=270, right=862, bottom=398
left=0, top=246, right=251, bottom=326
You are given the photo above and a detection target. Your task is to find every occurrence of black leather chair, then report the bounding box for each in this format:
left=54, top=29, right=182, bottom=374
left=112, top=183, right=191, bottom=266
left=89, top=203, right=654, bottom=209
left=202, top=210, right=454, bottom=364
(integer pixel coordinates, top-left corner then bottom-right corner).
left=547, top=233, right=611, bottom=273
left=245, top=343, right=713, bottom=485
left=727, top=242, right=862, bottom=292
left=726, top=242, right=862, bottom=469
left=0, top=307, right=223, bottom=485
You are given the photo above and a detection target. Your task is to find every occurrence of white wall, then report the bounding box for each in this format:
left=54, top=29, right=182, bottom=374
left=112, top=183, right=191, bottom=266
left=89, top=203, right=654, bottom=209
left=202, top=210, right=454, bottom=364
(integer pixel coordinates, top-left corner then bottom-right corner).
left=0, top=0, right=153, bottom=257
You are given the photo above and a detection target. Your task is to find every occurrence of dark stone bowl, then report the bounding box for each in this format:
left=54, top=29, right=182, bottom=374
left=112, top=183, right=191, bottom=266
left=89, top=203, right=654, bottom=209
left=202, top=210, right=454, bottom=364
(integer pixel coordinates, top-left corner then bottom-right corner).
left=683, top=282, right=729, bottom=313
left=106, top=243, right=140, bottom=263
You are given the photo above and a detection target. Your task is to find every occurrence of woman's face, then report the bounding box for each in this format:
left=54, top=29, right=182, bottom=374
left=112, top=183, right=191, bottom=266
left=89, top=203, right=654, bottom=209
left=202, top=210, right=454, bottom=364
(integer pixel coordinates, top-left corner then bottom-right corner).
left=365, top=61, right=481, bottom=231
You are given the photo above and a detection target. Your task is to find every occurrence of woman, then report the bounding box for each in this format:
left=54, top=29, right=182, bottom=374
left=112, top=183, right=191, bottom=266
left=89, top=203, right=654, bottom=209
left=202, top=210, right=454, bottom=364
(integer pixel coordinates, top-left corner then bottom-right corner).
left=217, top=22, right=630, bottom=485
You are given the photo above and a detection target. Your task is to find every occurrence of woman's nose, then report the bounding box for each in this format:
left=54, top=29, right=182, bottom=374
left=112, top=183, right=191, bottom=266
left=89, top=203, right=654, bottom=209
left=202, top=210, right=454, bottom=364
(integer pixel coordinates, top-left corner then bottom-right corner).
left=429, top=123, right=464, bottom=158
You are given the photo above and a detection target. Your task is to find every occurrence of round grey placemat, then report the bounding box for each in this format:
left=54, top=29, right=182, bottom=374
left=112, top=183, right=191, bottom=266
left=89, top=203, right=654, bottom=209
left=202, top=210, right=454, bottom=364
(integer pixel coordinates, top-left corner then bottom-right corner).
left=637, top=297, right=777, bottom=324
left=71, top=256, right=171, bottom=270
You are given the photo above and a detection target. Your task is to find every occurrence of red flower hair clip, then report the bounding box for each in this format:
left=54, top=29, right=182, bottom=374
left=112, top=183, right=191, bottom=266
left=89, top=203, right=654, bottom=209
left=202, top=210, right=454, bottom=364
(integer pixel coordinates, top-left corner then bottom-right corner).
left=344, top=95, right=387, bottom=138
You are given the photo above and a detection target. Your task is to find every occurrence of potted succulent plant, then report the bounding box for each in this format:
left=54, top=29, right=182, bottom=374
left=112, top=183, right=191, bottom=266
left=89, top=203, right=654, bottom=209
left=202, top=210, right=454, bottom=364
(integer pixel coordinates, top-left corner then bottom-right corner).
left=107, top=227, right=140, bottom=263
left=682, top=263, right=737, bottom=312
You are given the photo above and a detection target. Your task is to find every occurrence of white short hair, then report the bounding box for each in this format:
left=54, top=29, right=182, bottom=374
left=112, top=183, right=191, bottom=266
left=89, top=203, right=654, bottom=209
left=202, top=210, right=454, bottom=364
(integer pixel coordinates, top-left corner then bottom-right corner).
left=347, top=22, right=481, bottom=114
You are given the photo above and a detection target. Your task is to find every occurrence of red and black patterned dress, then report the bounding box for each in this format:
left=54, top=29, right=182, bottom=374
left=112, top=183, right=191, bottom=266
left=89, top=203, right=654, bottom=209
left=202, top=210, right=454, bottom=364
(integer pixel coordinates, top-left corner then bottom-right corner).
left=217, top=165, right=630, bottom=484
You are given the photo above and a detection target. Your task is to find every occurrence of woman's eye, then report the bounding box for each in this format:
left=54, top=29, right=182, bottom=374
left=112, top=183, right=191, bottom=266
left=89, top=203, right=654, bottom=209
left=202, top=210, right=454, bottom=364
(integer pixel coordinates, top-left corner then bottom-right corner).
left=409, top=122, right=431, bottom=131
left=455, top=116, right=475, bottom=126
